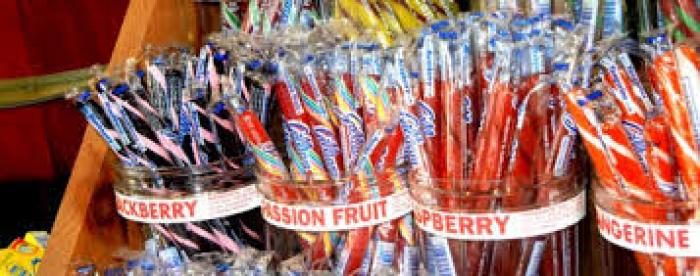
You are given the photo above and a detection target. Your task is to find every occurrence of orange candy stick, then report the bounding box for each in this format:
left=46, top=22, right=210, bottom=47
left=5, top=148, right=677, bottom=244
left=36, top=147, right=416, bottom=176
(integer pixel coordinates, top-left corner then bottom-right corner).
left=644, top=113, right=682, bottom=199
left=563, top=88, right=620, bottom=193
left=599, top=118, right=667, bottom=202
left=651, top=50, right=700, bottom=200
left=600, top=58, right=650, bottom=170
left=562, top=89, right=662, bottom=276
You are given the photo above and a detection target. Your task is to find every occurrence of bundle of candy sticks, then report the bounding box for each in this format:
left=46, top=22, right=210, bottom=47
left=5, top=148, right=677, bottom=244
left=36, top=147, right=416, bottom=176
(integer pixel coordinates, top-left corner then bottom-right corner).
left=71, top=46, right=272, bottom=258
left=222, top=8, right=589, bottom=274
left=565, top=32, right=700, bottom=275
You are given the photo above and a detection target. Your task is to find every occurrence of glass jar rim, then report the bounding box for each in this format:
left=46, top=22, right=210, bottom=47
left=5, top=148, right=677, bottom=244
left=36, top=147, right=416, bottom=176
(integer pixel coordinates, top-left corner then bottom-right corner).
left=257, top=174, right=579, bottom=187
left=256, top=169, right=409, bottom=188
left=114, top=160, right=254, bottom=180
left=409, top=175, right=582, bottom=197
left=592, top=181, right=700, bottom=208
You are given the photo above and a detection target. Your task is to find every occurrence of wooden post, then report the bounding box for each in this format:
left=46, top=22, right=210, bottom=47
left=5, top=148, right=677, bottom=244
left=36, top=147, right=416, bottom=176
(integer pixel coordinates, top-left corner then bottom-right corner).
left=40, top=1, right=196, bottom=274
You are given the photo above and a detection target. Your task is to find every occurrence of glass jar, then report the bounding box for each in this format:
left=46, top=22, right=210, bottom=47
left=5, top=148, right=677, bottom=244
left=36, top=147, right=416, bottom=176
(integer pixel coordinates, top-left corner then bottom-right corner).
left=593, top=182, right=700, bottom=276
left=113, top=162, right=265, bottom=257
left=257, top=172, right=415, bottom=275
left=410, top=176, right=586, bottom=276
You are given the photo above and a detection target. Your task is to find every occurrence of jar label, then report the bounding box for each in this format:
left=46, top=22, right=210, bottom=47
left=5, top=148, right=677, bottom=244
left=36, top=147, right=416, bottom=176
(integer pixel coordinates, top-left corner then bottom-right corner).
left=115, top=185, right=261, bottom=223
left=595, top=206, right=700, bottom=257
left=260, top=190, right=413, bottom=231
left=414, top=190, right=586, bottom=240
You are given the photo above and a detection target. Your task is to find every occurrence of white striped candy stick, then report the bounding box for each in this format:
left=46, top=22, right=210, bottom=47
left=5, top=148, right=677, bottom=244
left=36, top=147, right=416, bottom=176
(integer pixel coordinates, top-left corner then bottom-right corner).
left=274, top=62, right=329, bottom=180
left=652, top=50, right=700, bottom=200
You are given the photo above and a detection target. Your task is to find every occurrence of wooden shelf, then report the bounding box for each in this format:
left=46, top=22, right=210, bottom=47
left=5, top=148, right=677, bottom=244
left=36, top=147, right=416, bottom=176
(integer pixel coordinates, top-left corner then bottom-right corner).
left=39, top=1, right=207, bottom=274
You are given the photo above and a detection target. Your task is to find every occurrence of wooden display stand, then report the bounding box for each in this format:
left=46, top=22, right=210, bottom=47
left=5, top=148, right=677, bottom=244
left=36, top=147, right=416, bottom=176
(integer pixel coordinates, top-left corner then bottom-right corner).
left=40, top=1, right=219, bottom=274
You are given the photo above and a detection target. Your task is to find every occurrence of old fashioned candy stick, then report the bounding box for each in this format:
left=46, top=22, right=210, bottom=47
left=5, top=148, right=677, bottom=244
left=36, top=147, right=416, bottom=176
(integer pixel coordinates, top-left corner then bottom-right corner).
left=283, top=123, right=308, bottom=180
left=95, top=79, right=134, bottom=148
left=674, top=44, right=700, bottom=163
left=109, top=84, right=175, bottom=167
left=468, top=48, right=520, bottom=276
left=335, top=132, right=389, bottom=276
left=300, top=61, right=345, bottom=180
left=274, top=60, right=329, bottom=180
left=546, top=111, right=579, bottom=178
left=392, top=46, right=452, bottom=275
left=600, top=56, right=648, bottom=118
left=600, top=57, right=650, bottom=169
left=211, top=102, right=246, bottom=168
left=563, top=88, right=620, bottom=192
left=234, top=94, right=336, bottom=265
left=455, top=28, right=478, bottom=178
left=364, top=150, right=406, bottom=275
left=336, top=117, right=407, bottom=275
left=74, top=91, right=139, bottom=166
left=418, top=33, right=441, bottom=176
left=276, top=60, right=340, bottom=265
left=332, top=59, right=366, bottom=173
left=469, top=75, right=518, bottom=192
left=340, top=87, right=408, bottom=275
left=358, top=132, right=413, bottom=273
left=358, top=71, right=382, bottom=136
left=567, top=83, right=686, bottom=275
left=644, top=112, right=681, bottom=199
left=387, top=0, right=424, bottom=35
left=617, top=53, right=653, bottom=112
left=562, top=88, right=664, bottom=276
left=240, top=0, right=260, bottom=33
left=599, top=116, right=667, bottom=202
left=394, top=48, right=432, bottom=180
left=187, top=96, right=225, bottom=165
left=437, top=32, right=464, bottom=182
left=652, top=50, right=700, bottom=200
left=671, top=45, right=700, bottom=274
left=231, top=103, right=289, bottom=180
left=505, top=77, right=556, bottom=276
left=96, top=78, right=182, bottom=168
left=506, top=81, right=549, bottom=205
left=337, top=0, right=392, bottom=46
left=406, top=0, right=438, bottom=22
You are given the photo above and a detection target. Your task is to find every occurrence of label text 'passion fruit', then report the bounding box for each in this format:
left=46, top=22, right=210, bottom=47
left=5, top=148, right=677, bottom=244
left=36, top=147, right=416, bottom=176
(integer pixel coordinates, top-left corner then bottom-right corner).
left=261, top=190, right=413, bottom=231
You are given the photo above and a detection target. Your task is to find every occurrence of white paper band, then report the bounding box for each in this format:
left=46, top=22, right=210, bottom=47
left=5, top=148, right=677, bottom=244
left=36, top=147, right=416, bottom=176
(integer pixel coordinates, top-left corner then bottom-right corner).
left=261, top=190, right=413, bottom=232
left=414, top=190, right=586, bottom=240
left=115, top=185, right=261, bottom=223
left=595, top=206, right=700, bottom=257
